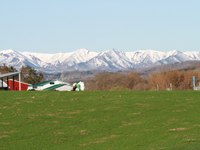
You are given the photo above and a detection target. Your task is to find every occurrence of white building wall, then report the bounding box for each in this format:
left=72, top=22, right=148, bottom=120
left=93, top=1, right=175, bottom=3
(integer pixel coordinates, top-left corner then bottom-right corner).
left=0, top=81, right=8, bottom=88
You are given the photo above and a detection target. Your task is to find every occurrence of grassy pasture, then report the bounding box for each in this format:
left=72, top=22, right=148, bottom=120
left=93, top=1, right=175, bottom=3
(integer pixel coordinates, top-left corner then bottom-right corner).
left=0, top=91, right=200, bottom=150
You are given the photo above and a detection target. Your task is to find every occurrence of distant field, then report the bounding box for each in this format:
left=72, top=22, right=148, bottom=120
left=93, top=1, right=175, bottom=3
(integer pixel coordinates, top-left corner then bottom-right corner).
left=0, top=91, right=200, bottom=150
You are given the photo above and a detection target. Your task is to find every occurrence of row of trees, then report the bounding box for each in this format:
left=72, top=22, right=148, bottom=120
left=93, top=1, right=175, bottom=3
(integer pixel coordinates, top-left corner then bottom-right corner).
left=86, top=68, right=200, bottom=91
left=0, top=64, right=17, bottom=74
left=1, top=63, right=199, bottom=90
left=148, top=69, right=200, bottom=90
left=86, top=71, right=148, bottom=91
left=0, top=64, right=43, bottom=85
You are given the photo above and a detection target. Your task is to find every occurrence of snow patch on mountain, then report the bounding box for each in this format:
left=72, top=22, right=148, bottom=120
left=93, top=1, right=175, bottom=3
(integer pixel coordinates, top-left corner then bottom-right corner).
left=183, top=51, right=200, bottom=60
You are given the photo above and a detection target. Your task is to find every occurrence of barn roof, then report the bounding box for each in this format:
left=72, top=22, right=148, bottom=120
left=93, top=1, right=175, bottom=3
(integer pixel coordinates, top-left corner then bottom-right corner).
left=0, top=72, right=22, bottom=91
left=0, top=72, right=21, bottom=78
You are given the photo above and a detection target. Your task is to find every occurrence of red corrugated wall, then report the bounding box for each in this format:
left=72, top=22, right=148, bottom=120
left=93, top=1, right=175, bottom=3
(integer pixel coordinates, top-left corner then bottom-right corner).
left=6, top=80, right=29, bottom=91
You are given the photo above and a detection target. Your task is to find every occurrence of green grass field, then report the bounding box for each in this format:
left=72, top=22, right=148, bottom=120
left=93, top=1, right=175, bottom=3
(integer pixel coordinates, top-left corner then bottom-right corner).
left=1, top=91, right=200, bottom=150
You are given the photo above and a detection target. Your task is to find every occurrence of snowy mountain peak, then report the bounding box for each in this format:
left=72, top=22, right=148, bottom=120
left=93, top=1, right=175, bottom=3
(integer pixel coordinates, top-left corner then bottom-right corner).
left=70, top=49, right=98, bottom=61
left=0, top=49, right=200, bottom=72
left=0, top=49, right=17, bottom=54
left=99, top=49, right=122, bottom=57
left=75, top=48, right=89, bottom=53
left=0, top=49, right=25, bottom=58
left=167, top=50, right=180, bottom=55
left=105, top=48, right=120, bottom=53
left=110, top=48, right=119, bottom=52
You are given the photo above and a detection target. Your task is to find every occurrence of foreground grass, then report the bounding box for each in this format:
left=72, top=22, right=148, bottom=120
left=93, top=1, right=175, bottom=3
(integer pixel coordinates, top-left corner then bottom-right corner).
left=0, top=91, right=200, bottom=150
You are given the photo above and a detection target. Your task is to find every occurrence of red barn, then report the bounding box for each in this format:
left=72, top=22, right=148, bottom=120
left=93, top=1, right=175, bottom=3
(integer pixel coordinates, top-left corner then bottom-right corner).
left=6, top=79, right=31, bottom=91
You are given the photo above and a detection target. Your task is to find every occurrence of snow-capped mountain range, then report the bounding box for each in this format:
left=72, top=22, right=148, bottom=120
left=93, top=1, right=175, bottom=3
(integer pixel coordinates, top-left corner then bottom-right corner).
left=0, top=49, right=200, bottom=73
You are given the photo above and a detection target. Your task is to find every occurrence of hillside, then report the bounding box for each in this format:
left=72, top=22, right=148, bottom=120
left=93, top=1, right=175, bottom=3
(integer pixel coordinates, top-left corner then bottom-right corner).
left=43, top=70, right=103, bottom=83
left=42, top=60, right=200, bottom=82
left=137, top=60, right=200, bottom=77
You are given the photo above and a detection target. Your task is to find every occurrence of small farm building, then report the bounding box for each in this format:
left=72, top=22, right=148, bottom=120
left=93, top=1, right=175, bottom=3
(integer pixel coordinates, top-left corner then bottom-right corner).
left=27, top=80, right=72, bottom=91
left=6, top=79, right=31, bottom=91
left=0, top=72, right=22, bottom=91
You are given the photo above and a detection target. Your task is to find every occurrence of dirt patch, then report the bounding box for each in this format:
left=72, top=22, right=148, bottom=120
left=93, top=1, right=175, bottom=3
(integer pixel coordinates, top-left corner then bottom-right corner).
left=71, top=98, right=79, bottom=101
left=66, top=110, right=82, bottom=115
left=135, top=103, right=151, bottom=107
left=172, top=110, right=186, bottom=112
left=84, top=119, right=96, bottom=123
left=53, top=121, right=59, bottom=123
left=168, top=127, right=189, bottom=131
left=163, top=122, right=175, bottom=126
left=104, top=107, right=120, bottom=110
left=95, top=135, right=119, bottom=143
left=186, top=99, right=193, bottom=101
left=0, top=135, right=8, bottom=138
left=58, top=109, right=66, bottom=111
left=175, top=105, right=182, bottom=106
left=0, top=106, right=13, bottom=109
left=129, top=134, right=139, bottom=136
left=181, top=122, right=189, bottom=125
left=113, top=101, right=120, bottom=102
left=45, top=114, right=56, bottom=116
left=0, top=131, right=18, bottom=134
left=79, top=135, right=120, bottom=146
left=14, top=102, right=20, bottom=104
left=132, top=112, right=141, bottom=115
left=54, top=132, right=64, bottom=134
left=80, top=130, right=90, bottom=135
left=79, top=143, right=91, bottom=146
left=29, top=114, right=43, bottom=117
left=192, top=124, right=200, bottom=127
left=88, top=109, right=96, bottom=111
left=24, top=100, right=42, bottom=103
left=25, top=100, right=33, bottom=103
left=186, top=139, right=195, bottom=142
left=0, top=122, right=10, bottom=125
left=54, top=137, right=67, bottom=143
left=58, top=116, right=73, bottom=118
left=122, top=121, right=142, bottom=125
left=150, top=147, right=166, bottom=150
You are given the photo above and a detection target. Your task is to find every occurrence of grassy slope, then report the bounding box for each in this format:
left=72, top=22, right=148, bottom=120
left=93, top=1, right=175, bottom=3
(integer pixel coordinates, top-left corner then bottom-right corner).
left=0, top=91, right=200, bottom=150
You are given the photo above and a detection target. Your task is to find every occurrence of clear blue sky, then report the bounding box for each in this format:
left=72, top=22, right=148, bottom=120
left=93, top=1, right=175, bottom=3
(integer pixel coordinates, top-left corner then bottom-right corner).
left=0, top=0, right=200, bottom=53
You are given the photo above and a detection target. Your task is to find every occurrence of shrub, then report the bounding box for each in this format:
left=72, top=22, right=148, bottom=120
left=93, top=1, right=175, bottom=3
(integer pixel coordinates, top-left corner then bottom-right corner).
left=149, top=86, right=156, bottom=91
left=110, top=86, right=129, bottom=91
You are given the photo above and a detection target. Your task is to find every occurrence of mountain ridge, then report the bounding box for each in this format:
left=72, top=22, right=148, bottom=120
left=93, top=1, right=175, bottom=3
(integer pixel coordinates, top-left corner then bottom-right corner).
left=0, top=49, right=200, bottom=73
